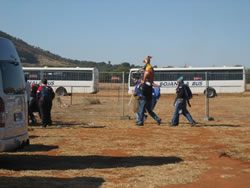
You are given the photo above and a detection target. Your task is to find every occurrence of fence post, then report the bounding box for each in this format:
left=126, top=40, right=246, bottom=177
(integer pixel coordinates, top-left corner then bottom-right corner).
left=120, top=72, right=130, bottom=120
left=202, top=72, right=214, bottom=121
left=70, top=86, right=73, bottom=105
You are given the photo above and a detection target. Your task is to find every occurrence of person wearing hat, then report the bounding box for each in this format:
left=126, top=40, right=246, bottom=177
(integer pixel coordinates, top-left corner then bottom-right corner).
left=171, top=76, right=195, bottom=126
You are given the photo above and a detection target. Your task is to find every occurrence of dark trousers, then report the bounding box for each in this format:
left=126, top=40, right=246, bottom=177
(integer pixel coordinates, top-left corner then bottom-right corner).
left=28, top=97, right=37, bottom=123
left=171, top=99, right=195, bottom=125
left=39, top=100, right=52, bottom=126
left=138, top=99, right=160, bottom=124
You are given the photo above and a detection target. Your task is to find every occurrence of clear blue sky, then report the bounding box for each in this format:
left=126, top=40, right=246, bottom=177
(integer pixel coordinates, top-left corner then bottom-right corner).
left=1, top=0, right=250, bottom=68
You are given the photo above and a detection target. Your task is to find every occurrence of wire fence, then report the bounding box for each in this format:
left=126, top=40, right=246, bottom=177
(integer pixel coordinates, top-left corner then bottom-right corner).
left=52, top=72, right=250, bottom=121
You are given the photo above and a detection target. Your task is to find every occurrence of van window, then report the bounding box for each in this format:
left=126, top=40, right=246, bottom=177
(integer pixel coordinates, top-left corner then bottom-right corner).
left=0, top=60, right=25, bottom=94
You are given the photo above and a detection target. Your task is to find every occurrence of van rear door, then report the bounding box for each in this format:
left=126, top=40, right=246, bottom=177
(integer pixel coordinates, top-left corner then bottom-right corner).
left=0, top=60, right=27, bottom=139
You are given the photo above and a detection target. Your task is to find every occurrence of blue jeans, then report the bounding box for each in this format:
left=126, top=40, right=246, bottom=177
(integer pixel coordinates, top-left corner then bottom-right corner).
left=138, top=99, right=160, bottom=124
left=171, top=99, right=195, bottom=126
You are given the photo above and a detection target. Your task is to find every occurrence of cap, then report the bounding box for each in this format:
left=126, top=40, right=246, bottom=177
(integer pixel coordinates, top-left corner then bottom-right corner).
left=177, top=76, right=184, bottom=82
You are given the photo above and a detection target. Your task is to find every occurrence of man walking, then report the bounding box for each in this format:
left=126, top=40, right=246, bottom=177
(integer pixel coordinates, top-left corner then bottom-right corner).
left=37, top=79, right=55, bottom=127
left=171, top=76, right=195, bottom=126
left=136, top=56, right=161, bottom=126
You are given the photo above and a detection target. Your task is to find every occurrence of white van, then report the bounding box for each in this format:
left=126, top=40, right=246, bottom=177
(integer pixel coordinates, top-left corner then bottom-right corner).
left=0, top=37, right=29, bottom=151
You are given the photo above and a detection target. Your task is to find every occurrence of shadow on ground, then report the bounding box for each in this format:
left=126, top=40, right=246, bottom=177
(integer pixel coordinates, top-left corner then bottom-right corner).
left=197, top=124, right=240, bottom=127
left=0, top=176, right=105, bottom=188
left=17, top=144, right=59, bottom=152
left=0, top=155, right=183, bottom=171
left=43, top=121, right=106, bottom=129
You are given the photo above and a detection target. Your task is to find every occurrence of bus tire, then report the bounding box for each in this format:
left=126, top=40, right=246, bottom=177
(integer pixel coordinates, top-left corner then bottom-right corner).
left=204, top=87, right=216, bottom=98
left=56, top=87, right=67, bottom=96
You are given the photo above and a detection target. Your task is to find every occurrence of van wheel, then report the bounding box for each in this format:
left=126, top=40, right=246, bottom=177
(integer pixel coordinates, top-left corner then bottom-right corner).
left=204, top=87, right=216, bottom=98
left=56, top=87, right=67, bottom=96
left=26, top=139, right=30, bottom=146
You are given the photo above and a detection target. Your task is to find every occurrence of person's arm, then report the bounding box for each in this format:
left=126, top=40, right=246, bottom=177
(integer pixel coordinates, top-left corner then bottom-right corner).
left=152, top=82, right=160, bottom=87
left=186, top=99, right=191, bottom=107
left=143, top=71, right=150, bottom=82
left=36, top=87, right=41, bottom=101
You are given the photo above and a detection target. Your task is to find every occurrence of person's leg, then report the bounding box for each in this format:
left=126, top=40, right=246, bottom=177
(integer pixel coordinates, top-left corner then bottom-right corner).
left=43, top=102, right=51, bottom=126
left=30, top=111, right=35, bottom=123
left=29, top=98, right=36, bottom=123
left=47, top=102, right=52, bottom=125
left=136, top=112, right=139, bottom=122
left=138, top=99, right=147, bottom=121
left=137, top=100, right=146, bottom=125
left=39, top=102, right=46, bottom=127
left=145, top=100, right=161, bottom=124
left=171, top=101, right=181, bottom=126
left=151, top=97, right=156, bottom=110
left=182, top=105, right=195, bottom=124
left=28, top=103, right=32, bottom=124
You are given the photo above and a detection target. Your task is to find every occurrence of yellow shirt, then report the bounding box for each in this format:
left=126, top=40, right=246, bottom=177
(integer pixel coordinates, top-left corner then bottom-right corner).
left=145, top=64, right=153, bottom=71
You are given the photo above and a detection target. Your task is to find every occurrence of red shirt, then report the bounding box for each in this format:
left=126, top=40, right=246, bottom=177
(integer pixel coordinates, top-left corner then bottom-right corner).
left=37, top=84, right=54, bottom=101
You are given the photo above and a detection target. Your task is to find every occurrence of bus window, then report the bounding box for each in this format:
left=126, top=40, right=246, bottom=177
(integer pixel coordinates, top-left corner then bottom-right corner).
left=63, top=71, right=79, bottom=80
left=79, top=71, right=92, bottom=81
left=25, top=71, right=41, bottom=80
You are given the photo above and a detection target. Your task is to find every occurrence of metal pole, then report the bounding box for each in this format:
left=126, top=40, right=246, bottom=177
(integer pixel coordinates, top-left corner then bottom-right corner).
left=205, top=72, right=209, bottom=119
left=202, top=72, right=214, bottom=121
left=122, top=72, right=125, bottom=117
left=70, top=86, right=73, bottom=105
left=120, top=72, right=130, bottom=120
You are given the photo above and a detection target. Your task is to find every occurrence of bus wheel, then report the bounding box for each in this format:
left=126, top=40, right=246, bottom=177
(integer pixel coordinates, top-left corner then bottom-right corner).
left=204, top=87, right=216, bottom=98
left=56, top=87, right=67, bottom=96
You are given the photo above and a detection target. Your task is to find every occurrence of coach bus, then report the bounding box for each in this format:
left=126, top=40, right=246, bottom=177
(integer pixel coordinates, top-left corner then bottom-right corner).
left=23, top=67, right=99, bottom=95
left=128, top=66, right=245, bottom=95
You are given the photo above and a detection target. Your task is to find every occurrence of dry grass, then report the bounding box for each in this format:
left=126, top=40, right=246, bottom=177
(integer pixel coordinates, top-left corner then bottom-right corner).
left=0, top=92, right=250, bottom=187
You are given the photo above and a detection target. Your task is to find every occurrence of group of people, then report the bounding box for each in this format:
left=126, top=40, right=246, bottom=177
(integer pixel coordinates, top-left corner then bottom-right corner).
left=25, top=78, right=55, bottom=127
left=133, top=56, right=196, bottom=126
left=25, top=56, right=195, bottom=128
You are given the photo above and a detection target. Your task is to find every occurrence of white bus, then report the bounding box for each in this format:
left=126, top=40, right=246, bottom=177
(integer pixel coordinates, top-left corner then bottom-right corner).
left=23, top=67, right=99, bottom=96
left=128, top=66, right=245, bottom=95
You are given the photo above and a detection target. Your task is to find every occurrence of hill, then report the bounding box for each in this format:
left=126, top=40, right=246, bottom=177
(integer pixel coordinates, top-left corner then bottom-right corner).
left=0, top=30, right=136, bottom=72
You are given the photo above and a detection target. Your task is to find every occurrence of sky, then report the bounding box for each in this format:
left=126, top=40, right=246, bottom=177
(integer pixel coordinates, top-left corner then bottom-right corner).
left=1, top=0, right=250, bottom=68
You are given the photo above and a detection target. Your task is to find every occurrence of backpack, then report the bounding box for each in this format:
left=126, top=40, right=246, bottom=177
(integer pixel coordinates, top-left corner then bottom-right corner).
left=41, top=86, right=55, bottom=102
left=183, top=84, right=192, bottom=100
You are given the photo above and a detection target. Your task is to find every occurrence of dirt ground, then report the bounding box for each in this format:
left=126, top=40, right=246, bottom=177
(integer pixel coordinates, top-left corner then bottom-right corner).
left=0, top=92, right=250, bottom=188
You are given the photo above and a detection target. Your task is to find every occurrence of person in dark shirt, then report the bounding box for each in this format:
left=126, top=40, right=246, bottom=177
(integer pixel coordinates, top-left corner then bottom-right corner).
left=171, top=76, right=195, bottom=126
left=29, top=84, right=39, bottom=123
left=37, top=79, right=55, bottom=127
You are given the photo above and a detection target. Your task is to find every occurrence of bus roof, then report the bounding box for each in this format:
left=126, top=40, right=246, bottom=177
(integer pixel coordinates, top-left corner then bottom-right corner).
left=130, top=66, right=245, bottom=72
left=23, top=67, right=98, bottom=71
